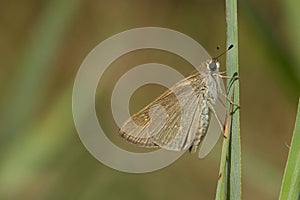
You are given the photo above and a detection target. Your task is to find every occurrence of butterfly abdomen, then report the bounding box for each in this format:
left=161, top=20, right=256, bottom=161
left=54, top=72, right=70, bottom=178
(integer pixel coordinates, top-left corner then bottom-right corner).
left=189, top=98, right=210, bottom=153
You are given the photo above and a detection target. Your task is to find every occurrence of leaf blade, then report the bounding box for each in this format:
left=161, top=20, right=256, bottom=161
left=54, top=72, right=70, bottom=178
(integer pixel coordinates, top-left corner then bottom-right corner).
left=279, top=98, right=300, bottom=200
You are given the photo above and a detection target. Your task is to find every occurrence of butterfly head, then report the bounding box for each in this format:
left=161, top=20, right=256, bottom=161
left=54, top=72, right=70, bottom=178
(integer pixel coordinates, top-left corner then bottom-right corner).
left=208, top=44, right=234, bottom=73
left=208, top=58, right=220, bottom=73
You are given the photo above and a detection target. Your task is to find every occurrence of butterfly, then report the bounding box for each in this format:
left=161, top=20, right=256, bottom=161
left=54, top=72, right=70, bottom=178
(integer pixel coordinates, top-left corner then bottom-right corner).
left=119, top=45, right=234, bottom=158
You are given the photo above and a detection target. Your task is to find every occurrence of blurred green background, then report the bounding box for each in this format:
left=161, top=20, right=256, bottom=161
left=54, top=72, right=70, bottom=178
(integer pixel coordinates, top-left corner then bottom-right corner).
left=0, top=0, right=299, bottom=199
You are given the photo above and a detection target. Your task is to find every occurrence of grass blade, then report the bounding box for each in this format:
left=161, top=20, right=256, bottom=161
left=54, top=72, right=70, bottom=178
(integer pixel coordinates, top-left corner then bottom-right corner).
left=279, top=98, right=300, bottom=200
left=215, top=0, right=241, bottom=199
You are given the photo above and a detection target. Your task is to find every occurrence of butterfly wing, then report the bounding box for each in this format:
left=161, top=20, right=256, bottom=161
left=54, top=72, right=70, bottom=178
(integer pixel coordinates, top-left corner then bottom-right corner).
left=119, top=72, right=205, bottom=151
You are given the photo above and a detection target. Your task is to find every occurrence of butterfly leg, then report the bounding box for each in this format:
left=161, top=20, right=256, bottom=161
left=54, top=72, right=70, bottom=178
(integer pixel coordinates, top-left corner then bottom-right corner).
left=213, top=90, right=238, bottom=138
left=219, top=75, right=239, bottom=80
left=207, top=101, right=225, bottom=134
left=220, top=92, right=240, bottom=108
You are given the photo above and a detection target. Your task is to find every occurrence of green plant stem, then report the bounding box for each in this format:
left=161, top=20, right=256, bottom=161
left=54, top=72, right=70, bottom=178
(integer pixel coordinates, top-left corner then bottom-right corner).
left=215, top=0, right=241, bottom=199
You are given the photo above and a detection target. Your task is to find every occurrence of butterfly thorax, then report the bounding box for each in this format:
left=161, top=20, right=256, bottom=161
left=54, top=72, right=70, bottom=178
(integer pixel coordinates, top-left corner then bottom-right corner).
left=207, top=74, right=219, bottom=103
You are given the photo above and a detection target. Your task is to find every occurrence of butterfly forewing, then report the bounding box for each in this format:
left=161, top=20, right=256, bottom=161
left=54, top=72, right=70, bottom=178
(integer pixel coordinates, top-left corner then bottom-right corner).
left=119, top=71, right=205, bottom=151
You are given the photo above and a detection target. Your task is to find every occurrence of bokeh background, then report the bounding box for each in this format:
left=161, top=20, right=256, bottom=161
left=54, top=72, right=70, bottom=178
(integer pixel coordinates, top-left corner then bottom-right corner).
left=1, top=0, right=299, bottom=199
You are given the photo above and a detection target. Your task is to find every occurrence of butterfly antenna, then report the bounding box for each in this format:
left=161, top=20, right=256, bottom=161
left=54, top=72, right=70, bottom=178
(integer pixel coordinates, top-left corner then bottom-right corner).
left=214, top=44, right=234, bottom=59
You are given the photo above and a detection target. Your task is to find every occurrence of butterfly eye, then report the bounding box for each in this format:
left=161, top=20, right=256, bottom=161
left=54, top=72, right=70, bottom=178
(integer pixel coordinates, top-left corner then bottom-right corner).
left=209, top=61, right=217, bottom=71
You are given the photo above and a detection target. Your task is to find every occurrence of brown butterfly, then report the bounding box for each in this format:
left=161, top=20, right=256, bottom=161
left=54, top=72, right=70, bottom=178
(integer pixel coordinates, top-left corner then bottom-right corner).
left=119, top=45, right=234, bottom=157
